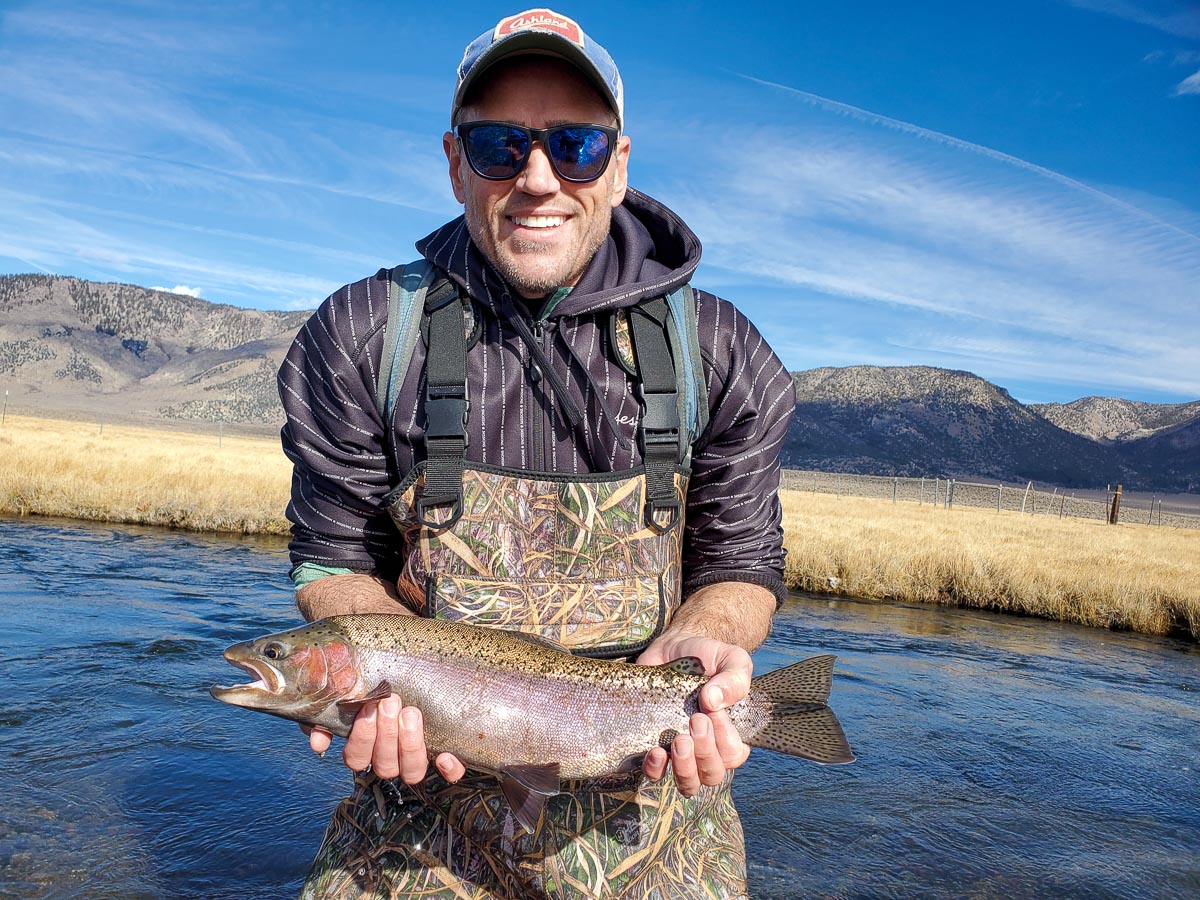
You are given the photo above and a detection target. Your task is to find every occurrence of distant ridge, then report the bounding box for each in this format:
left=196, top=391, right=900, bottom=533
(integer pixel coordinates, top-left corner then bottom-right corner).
left=0, top=274, right=310, bottom=429
left=2, top=275, right=1197, bottom=491
left=1031, top=396, right=1200, bottom=442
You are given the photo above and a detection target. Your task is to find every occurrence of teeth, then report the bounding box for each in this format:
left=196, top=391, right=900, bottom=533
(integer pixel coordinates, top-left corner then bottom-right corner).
left=512, top=215, right=564, bottom=228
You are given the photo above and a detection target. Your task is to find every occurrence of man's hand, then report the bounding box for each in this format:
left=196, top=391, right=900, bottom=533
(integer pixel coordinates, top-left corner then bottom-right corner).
left=636, top=634, right=754, bottom=796
left=305, top=694, right=466, bottom=784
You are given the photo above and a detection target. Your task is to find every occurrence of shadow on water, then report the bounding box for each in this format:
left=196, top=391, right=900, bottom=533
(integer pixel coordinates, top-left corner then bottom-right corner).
left=1, top=517, right=1198, bottom=898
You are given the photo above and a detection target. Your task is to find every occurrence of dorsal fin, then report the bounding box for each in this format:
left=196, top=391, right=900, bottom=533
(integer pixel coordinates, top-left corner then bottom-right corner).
left=504, top=630, right=572, bottom=654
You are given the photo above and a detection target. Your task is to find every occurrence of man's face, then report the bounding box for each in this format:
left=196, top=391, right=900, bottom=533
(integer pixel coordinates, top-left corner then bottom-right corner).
left=444, top=58, right=630, bottom=300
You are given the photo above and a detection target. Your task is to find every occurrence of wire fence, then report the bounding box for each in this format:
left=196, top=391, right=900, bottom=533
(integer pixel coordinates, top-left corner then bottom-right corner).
left=780, top=469, right=1200, bottom=530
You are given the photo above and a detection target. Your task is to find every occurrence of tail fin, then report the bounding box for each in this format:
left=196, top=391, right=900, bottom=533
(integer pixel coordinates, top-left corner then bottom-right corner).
left=744, top=655, right=855, bottom=765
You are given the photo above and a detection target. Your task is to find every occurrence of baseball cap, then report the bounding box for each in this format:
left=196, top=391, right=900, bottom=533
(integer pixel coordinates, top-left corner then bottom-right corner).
left=452, top=9, right=624, bottom=131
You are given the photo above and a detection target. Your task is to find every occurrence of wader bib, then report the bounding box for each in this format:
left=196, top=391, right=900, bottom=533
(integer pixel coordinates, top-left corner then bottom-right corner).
left=301, top=264, right=747, bottom=899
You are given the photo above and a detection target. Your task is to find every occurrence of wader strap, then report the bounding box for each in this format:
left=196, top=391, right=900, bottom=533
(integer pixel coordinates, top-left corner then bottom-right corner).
left=628, top=296, right=682, bottom=534
left=418, top=278, right=468, bottom=530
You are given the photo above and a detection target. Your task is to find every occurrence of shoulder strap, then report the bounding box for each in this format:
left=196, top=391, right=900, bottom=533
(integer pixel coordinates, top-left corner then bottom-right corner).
left=377, top=259, right=438, bottom=426
left=662, top=284, right=710, bottom=449
left=627, top=296, right=683, bottom=534
left=417, top=273, right=468, bottom=530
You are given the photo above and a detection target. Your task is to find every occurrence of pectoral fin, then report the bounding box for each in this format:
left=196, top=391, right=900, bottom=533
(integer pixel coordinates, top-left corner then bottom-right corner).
left=335, top=680, right=394, bottom=713
left=498, top=763, right=561, bottom=834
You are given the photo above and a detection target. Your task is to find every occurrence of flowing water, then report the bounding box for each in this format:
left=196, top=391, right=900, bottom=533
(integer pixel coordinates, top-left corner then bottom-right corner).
left=1, top=517, right=1197, bottom=898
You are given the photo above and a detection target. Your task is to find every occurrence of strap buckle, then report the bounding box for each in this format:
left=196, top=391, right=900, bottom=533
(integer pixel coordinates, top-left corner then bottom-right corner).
left=637, top=389, right=680, bottom=454
left=424, top=387, right=469, bottom=446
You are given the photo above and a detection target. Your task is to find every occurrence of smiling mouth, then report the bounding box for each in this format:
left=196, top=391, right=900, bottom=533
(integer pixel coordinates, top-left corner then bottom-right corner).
left=510, top=214, right=566, bottom=229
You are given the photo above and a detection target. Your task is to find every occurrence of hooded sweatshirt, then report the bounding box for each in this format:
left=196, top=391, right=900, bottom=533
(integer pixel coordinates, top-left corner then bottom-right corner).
left=279, top=188, right=796, bottom=603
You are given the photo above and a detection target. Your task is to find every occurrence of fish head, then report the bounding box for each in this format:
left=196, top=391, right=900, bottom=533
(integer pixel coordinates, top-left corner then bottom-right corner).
left=209, top=620, right=362, bottom=731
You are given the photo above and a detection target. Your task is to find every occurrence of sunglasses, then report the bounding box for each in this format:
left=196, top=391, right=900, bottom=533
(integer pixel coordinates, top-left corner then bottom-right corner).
left=456, top=121, right=619, bottom=183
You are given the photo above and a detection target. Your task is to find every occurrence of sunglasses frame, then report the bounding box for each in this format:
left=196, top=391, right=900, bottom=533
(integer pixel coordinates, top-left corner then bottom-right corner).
left=456, top=120, right=620, bottom=184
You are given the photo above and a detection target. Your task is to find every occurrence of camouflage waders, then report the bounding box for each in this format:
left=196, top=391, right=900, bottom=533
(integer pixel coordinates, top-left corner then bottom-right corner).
left=301, top=267, right=746, bottom=897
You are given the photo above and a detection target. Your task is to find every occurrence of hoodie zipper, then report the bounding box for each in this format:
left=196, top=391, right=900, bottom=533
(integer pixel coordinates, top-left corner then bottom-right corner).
left=530, top=316, right=547, bottom=471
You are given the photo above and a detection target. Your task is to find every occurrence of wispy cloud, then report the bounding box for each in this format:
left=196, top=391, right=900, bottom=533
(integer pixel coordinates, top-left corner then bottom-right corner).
left=1065, top=0, right=1200, bottom=39
left=1175, top=70, right=1200, bottom=94
left=640, top=73, right=1200, bottom=399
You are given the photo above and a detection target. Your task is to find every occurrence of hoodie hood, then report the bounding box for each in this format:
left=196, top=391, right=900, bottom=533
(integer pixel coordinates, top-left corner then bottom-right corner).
left=416, top=187, right=702, bottom=318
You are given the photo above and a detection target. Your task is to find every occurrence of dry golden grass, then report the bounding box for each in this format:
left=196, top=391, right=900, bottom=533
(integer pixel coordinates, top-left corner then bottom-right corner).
left=0, top=414, right=291, bottom=534
left=3, top=415, right=1197, bottom=639
left=781, top=488, right=1200, bottom=640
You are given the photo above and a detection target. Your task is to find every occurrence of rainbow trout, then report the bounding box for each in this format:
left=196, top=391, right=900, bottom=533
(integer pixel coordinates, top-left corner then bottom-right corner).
left=210, top=614, right=854, bottom=832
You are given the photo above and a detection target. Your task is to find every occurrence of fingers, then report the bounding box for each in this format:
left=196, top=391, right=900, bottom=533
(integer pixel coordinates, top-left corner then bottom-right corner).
left=339, top=694, right=430, bottom=784
left=642, top=746, right=670, bottom=781
left=709, top=710, right=751, bottom=770
left=435, top=752, right=466, bottom=783
left=699, top=651, right=753, bottom=713
left=665, top=713, right=750, bottom=797
left=342, top=701, right=379, bottom=772
left=307, top=725, right=333, bottom=756
left=688, top=714, right=728, bottom=787
left=398, top=707, right=429, bottom=784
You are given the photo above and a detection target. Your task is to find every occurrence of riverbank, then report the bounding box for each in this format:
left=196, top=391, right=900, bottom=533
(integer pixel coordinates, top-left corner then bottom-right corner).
left=781, top=491, right=1199, bottom=640
left=0, top=415, right=291, bottom=534
left=3, top=414, right=1197, bottom=639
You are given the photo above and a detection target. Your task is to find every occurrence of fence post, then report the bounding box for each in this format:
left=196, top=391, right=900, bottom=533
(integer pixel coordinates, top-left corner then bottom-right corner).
left=1058, top=493, right=1066, bottom=518
left=893, top=478, right=898, bottom=504
left=997, top=484, right=1003, bottom=513
left=946, top=479, right=956, bottom=509
left=1108, top=484, right=1123, bottom=525
left=1048, top=487, right=1057, bottom=515
left=1021, top=481, right=1031, bottom=514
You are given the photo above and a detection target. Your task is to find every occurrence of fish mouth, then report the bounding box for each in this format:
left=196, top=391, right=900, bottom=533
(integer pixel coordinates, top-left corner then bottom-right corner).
left=209, top=649, right=285, bottom=703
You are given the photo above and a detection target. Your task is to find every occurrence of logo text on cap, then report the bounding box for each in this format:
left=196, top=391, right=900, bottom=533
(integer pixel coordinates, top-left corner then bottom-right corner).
left=494, top=9, right=584, bottom=47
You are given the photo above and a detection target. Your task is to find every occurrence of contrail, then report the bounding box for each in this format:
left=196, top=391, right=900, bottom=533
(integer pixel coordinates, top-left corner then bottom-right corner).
left=734, top=72, right=1200, bottom=247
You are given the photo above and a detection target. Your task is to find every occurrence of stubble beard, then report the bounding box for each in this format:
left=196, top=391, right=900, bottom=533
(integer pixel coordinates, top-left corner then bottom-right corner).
left=464, top=195, right=613, bottom=299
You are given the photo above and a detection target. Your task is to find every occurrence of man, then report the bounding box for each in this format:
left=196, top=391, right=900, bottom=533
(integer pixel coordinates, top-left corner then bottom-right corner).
left=279, top=8, right=795, bottom=898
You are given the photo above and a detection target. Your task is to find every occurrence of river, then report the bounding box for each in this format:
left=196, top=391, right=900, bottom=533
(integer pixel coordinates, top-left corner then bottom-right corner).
left=1, top=517, right=1197, bottom=898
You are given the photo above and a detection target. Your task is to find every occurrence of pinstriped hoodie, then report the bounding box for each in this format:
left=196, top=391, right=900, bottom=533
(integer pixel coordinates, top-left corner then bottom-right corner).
left=278, top=188, right=796, bottom=603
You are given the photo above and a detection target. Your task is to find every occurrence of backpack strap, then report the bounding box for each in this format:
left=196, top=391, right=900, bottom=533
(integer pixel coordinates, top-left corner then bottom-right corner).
left=627, top=296, right=683, bottom=534
left=416, top=277, right=466, bottom=531
left=378, top=260, right=437, bottom=425
left=662, top=284, right=709, bottom=453
left=378, top=259, right=466, bottom=530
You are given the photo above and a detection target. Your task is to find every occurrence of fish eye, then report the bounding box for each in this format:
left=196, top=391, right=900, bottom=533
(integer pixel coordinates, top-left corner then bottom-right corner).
left=262, top=641, right=288, bottom=661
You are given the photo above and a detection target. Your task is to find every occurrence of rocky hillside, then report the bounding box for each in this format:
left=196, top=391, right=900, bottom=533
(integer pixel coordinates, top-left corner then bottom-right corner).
left=0, top=275, right=311, bottom=427
left=1031, top=396, right=1200, bottom=442
left=3, top=276, right=1196, bottom=492
left=783, top=366, right=1121, bottom=487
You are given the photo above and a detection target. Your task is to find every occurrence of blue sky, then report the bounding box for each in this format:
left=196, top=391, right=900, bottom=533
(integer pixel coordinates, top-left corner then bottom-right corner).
left=1, top=0, right=1197, bottom=404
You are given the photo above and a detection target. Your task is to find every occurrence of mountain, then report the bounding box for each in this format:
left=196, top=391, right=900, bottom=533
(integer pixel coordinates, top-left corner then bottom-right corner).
left=783, top=366, right=1121, bottom=488
left=1031, top=396, right=1200, bottom=442
left=3, top=275, right=1196, bottom=492
left=0, top=275, right=310, bottom=429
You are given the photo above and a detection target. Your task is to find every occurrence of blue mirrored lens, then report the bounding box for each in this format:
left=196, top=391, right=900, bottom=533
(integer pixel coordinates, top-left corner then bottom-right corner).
left=547, top=127, right=611, bottom=181
left=465, top=125, right=529, bottom=179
